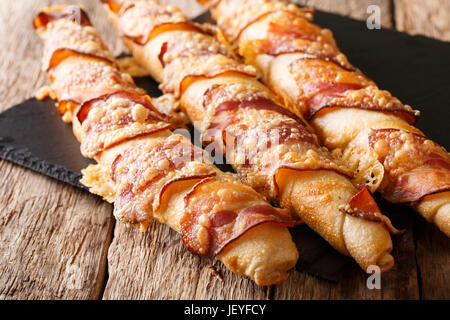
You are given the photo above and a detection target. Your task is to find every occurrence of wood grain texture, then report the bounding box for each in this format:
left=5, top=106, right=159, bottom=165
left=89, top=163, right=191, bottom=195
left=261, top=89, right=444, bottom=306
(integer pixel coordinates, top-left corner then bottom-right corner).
left=294, top=0, right=393, bottom=28
left=414, top=216, right=450, bottom=299
left=395, top=0, right=450, bottom=41
left=273, top=228, right=420, bottom=300
left=0, top=160, right=114, bottom=299
left=103, top=222, right=269, bottom=300
left=0, top=0, right=449, bottom=300
left=0, top=0, right=119, bottom=300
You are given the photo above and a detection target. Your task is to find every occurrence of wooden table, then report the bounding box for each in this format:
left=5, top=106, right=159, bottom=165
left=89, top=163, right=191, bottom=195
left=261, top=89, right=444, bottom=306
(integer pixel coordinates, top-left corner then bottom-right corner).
left=0, top=0, right=449, bottom=300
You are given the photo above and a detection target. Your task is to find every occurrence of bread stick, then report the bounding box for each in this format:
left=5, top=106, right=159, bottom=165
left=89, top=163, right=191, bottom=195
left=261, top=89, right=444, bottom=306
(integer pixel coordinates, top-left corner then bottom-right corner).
left=33, top=5, right=300, bottom=286
left=102, top=0, right=399, bottom=271
left=200, top=0, right=450, bottom=237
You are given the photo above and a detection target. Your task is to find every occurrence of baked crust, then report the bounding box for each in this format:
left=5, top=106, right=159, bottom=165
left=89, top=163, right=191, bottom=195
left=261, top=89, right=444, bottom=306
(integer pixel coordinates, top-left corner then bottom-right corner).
left=208, top=0, right=450, bottom=236
left=34, top=4, right=300, bottom=285
left=104, top=0, right=398, bottom=271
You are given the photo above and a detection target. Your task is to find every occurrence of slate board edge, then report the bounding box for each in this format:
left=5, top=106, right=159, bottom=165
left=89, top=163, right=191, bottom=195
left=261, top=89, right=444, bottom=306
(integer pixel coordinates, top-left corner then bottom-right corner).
left=0, top=143, right=85, bottom=189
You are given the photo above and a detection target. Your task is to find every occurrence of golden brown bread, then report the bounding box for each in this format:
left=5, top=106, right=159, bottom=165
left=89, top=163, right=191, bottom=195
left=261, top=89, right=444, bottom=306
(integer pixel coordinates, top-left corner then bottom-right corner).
left=34, top=4, right=300, bottom=286
left=203, top=0, right=450, bottom=237
left=103, top=0, right=398, bottom=271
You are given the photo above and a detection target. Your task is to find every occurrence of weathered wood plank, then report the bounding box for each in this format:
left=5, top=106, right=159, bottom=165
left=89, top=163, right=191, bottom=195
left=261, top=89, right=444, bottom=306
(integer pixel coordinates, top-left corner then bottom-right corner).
left=0, top=161, right=114, bottom=299
left=273, top=228, right=420, bottom=300
left=377, top=228, right=420, bottom=300
left=294, top=0, right=393, bottom=28
left=395, top=0, right=450, bottom=41
left=414, top=216, right=450, bottom=300
left=0, top=0, right=118, bottom=299
left=103, top=222, right=269, bottom=300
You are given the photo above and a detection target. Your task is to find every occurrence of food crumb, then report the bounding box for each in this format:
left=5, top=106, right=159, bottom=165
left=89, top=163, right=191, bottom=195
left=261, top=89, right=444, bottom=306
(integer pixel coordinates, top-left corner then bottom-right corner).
left=209, top=265, right=223, bottom=282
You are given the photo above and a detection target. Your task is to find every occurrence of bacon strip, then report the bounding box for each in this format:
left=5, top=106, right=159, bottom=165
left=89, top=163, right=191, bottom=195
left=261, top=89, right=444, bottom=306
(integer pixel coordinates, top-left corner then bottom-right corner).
left=304, top=83, right=418, bottom=125
left=110, top=136, right=212, bottom=224
left=204, top=105, right=353, bottom=200
left=155, top=173, right=218, bottom=212
left=286, top=57, right=419, bottom=124
left=161, top=54, right=255, bottom=98
left=203, top=102, right=317, bottom=159
left=153, top=26, right=256, bottom=97
left=369, top=129, right=450, bottom=204
left=240, top=11, right=355, bottom=71
left=77, top=91, right=166, bottom=123
left=203, top=0, right=314, bottom=41
left=190, top=79, right=351, bottom=200
left=48, top=57, right=144, bottom=106
left=201, top=83, right=310, bottom=145
left=35, top=7, right=115, bottom=71
left=215, top=96, right=305, bottom=125
left=33, top=5, right=91, bottom=29
left=158, top=32, right=234, bottom=68
left=181, top=178, right=300, bottom=256
left=77, top=91, right=170, bottom=157
left=102, top=0, right=203, bottom=45
left=342, top=185, right=402, bottom=234
left=45, top=48, right=115, bottom=73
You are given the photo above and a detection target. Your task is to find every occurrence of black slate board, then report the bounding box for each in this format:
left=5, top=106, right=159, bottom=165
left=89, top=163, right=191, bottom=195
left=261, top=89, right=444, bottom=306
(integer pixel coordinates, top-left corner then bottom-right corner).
left=0, top=10, right=449, bottom=282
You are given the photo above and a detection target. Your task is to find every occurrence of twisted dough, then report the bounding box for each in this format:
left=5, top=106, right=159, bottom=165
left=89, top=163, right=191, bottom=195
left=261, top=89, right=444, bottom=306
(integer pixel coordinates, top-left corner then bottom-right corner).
left=202, top=0, right=450, bottom=237
left=34, top=5, right=300, bottom=286
left=102, top=0, right=398, bottom=271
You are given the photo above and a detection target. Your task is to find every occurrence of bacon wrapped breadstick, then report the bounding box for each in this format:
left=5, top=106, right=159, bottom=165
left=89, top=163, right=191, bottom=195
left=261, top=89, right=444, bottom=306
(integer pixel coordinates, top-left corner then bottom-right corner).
left=34, top=5, right=301, bottom=286
left=102, top=0, right=399, bottom=271
left=201, top=0, right=450, bottom=237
